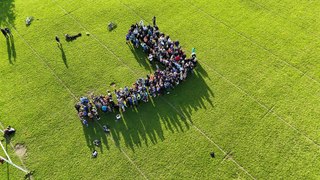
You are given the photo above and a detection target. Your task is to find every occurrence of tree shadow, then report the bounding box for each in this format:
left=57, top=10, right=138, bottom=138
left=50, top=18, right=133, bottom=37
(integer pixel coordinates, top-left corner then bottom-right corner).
left=58, top=45, right=68, bottom=68
left=0, top=0, right=16, bottom=27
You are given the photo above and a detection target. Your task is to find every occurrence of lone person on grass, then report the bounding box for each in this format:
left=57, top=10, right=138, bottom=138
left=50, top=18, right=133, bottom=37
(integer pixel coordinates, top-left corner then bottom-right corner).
left=4, top=28, right=11, bottom=36
left=152, top=16, right=156, bottom=27
left=1, top=28, right=8, bottom=38
left=55, top=35, right=61, bottom=46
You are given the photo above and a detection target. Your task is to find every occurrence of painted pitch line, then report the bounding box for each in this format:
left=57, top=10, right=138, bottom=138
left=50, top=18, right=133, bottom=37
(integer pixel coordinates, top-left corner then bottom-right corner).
left=248, top=0, right=314, bottom=34
left=118, top=0, right=320, bottom=149
left=0, top=122, right=28, bottom=172
left=94, top=120, right=149, bottom=180
left=52, top=0, right=137, bottom=76
left=0, top=140, right=12, bottom=163
left=182, top=0, right=320, bottom=86
left=55, top=0, right=256, bottom=175
left=119, top=0, right=320, bottom=149
left=50, top=2, right=150, bottom=179
left=161, top=98, right=256, bottom=180
left=9, top=26, right=78, bottom=101
left=50, top=1, right=317, bottom=178
left=10, top=20, right=149, bottom=179
left=199, top=61, right=320, bottom=148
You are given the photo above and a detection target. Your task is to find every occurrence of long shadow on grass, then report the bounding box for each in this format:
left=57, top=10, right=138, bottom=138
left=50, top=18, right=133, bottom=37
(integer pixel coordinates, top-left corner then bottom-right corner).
left=0, top=0, right=16, bottom=27
left=5, top=35, right=16, bottom=64
left=58, top=45, right=68, bottom=68
left=81, top=48, right=214, bottom=152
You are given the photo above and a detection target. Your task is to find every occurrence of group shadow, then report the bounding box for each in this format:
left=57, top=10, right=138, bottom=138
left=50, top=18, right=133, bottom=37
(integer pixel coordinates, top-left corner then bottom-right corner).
left=81, top=44, right=214, bottom=154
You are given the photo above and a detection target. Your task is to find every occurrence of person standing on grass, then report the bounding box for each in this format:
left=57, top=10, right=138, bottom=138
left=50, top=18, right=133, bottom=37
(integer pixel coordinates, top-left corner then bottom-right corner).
left=55, top=35, right=61, bottom=45
left=4, top=28, right=11, bottom=36
left=1, top=28, right=8, bottom=38
left=152, top=16, right=156, bottom=27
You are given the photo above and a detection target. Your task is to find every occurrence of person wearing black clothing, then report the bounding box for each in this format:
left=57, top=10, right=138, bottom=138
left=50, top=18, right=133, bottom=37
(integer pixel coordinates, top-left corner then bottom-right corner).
left=74, top=103, right=81, bottom=112
left=1, top=28, right=8, bottom=38
left=55, top=35, right=61, bottom=45
left=152, top=16, right=156, bottom=27
left=4, top=28, right=11, bottom=36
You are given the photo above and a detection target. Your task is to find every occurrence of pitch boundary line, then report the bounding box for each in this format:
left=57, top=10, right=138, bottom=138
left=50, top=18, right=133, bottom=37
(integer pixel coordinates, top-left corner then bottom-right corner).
left=0, top=122, right=29, bottom=172
left=248, top=0, right=314, bottom=34
left=53, top=0, right=257, bottom=178
left=161, top=98, right=256, bottom=179
left=49, top=0, right=319, bottom=178
left=7, top=20, right=148, bottom=179
left=182, top=0, right=320, bottom=86
left=11, top=23, right=148, bottom=179
left=94, top=121, right=149, bottom=180
left=118, top=0, right=320, bottom=149
left=49, top=1, right=150, bottom=178
left=9, top=26, right=78, bottom=101
left=52, top=0, right=137, bottom=76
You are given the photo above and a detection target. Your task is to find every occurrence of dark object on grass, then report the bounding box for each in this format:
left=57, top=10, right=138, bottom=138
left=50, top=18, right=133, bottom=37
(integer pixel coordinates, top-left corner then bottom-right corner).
left=55, top=35, right=61, bottom=44
left=110, top=82, right=116, bottom=87
left=26, top=17, right=34, bottom=26
left=3, top=126, right=15, bottom=137
left=108, top=22, right=117, bottom=31
left=93, top=139, right=101, bottom=146
left=4, top=28, right=11, bottom=36
left=24, top=171, right=34, bottom=180
left=1, top=28, right=8, bottom=38
left=0, top=158, right=4, bottom=164
left=92, top=150, right=98, bottom=158
left=103, top=125, right=110, bottom=134
left=65, top=33, right=82, bottom=41
left=210, top=152, right=215, bottom=158
left=152, top=16, right=156, bottom=26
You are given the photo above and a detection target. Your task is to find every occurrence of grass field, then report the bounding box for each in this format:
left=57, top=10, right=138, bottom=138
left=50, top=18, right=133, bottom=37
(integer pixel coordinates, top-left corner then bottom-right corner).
left=1, top=0, right=320, bottom=179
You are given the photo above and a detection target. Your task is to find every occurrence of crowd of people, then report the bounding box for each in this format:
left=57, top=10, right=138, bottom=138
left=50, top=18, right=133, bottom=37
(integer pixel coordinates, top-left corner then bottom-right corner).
left=75, top=21, right=198, bottom=127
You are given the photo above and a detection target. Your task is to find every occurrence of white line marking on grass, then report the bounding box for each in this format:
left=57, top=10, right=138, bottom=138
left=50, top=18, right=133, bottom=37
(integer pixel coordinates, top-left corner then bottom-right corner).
left=161, top=98, right=257, bottom=180
left=51, top=2, right=150, bottom=178
left=50, top=1, right=317, bottom=178
left=115, top=0, right=320, bottom=175
left=52, top=0, right=137, bottom=76
left=199, top=61, right=320, bottom=148
left=247, top=0, right=314, bottom=34
left=8, top=26, right=78, bottom=101
left=0, top=140, right=12, bottom=163
left=0, top=122, right=29, bottom=172
left=9, top=22, right=149, bottom=178
left=94, top=121, right=149, bottom=180
left=182, top=0, right=320, bottom=86
left=120, top=0, right=320, bottom=148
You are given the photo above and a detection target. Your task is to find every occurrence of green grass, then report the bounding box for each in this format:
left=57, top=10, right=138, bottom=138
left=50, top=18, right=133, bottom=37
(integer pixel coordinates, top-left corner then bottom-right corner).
left=0, top=0, right=320, bottom=179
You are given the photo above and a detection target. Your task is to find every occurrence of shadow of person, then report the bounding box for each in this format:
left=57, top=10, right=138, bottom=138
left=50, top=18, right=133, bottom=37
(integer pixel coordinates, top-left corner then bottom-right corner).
left=58, top=45, right=68, bottom=68
left=6, top=38, right=12, bottom=64
left=9, top=35, right=16, bottom=61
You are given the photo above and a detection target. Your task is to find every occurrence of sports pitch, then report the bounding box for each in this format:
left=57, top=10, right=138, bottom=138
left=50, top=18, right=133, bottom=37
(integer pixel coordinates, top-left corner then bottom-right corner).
left=1, top=0, right=320, bottom=179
